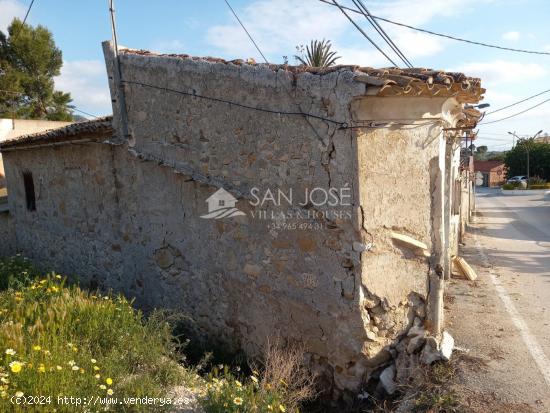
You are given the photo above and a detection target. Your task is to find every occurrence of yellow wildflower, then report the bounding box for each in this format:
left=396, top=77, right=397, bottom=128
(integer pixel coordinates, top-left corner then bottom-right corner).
left=15, top=391, right=24, bottom=398
left=33, top=345, right=41, bottom=351
left=71, top=365, right=79, bottom=371
left=0, top=378, right=9, bottom=384
left=55, top=275, right=62, bottom=279
left=56, top=365, right=62, bottom=371
left=267, top=405, right=273, bottom=411
left=251, top=376, right=258, bottom=383
left=99, top=385, right=106, bottom=390
left=279, top=405, right=286, bottom=412
left=5, top=349, right=15, bottom=356
left=93, top=366, right=100, bottom=371
left=91, top=358, right=97, bottom=364
left=233, top=397, right=243, bottom=405
left=79, top=368, right=84, bottom=374
left=107, top=389, right=114, bottom=396
left=68, top=360, right=75, bottom=366
left=38, top=364, right=46, bottom=373
left=9, top=361, right=23, bottom=374
left=105, top=378, right=113, bottom=385
left=235, top=380, right=242, bottom=387
left=95, top=374, right=100, bottom=379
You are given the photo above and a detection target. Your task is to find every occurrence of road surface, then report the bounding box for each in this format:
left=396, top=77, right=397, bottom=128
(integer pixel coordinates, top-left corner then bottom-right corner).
left=447, top=187, right=550, bottom=412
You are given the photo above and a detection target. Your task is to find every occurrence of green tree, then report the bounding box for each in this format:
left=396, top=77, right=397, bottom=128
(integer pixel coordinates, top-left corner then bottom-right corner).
left=295, top=39, right=340, bottom=67
left=473, top=145, right=488, bottom=161
left=504, top=139, right=550, bottom=180
left=0, top=18, right=74, bottom=121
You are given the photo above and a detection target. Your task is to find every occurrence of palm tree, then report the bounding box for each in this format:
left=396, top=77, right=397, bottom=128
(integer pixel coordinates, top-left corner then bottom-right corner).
left=295, top=39, right=340, bottom=68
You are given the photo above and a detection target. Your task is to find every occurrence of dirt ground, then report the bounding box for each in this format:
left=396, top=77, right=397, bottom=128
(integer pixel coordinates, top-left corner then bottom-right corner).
left=445, top=189, right=550, bottom=413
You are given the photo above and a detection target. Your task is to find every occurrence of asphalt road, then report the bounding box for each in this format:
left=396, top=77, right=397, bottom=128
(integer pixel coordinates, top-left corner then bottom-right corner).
left=447, top=187, right=550, bottom=412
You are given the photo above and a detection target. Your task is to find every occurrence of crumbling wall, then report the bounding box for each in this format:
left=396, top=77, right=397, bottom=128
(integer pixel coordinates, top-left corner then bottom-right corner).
left=106, top=47, right=378, bottom=391
left=0, top=47, right=455, bottom=395
left=353, top=121, right=441, bottom=386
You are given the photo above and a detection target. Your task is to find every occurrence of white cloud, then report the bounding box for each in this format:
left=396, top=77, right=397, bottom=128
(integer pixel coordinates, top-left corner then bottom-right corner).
left=206, top=0, right=349, bottom=59
left=453, top=60, right=546, bottom=86
left=502, top=31, right=520, bottom=41
left=154, top=40, right=186, bottom=54
left=370, top=0, right=492, bottom=26
left=0, top=0, right=25, bottom=34
left=54, top=60, right=112, bottom=117
left=204, top=0, right=489, bottom=66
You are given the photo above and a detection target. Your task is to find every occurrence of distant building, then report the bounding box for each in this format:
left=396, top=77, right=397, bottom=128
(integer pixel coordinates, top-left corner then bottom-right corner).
left=535, top=133, right=550, bottom=144
left=474, top=160, right=506, bottom=187
left=0, top=119, right=73, bottom=188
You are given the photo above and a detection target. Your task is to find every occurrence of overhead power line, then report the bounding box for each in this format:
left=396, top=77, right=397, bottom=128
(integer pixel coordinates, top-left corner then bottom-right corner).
left=485, top=88, right=550, bottom=115
left=12, top=0, right=36, bottom=42
left=223, top=0, right=268, bottom=64
left=318, top=0, right=550, bottom=56
left=479, top=98, right=550, bottom=125
left=121, top=80, right=346, bottom=127
left=352, top=0, right=413, bottom=68
left=331, top=0, right=399, bottom=67
left=0, top=89, right=99, bottom=119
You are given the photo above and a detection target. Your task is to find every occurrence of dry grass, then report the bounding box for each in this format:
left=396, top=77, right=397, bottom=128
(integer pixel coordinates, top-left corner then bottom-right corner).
left=259, top=338, right=318, bottom=410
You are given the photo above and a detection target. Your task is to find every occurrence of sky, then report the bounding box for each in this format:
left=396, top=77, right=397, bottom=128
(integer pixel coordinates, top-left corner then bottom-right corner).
left=1, top=0, right=549, bottom=150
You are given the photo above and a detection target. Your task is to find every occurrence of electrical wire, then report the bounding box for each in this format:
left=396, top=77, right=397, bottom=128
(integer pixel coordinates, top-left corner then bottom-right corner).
left=479, top=98, right=550, bottom=125
left=318, top=0, right=550, bottom=56
left=223, top=0, right=268, bottom=64
left=485, top=88, right=550, bottom=115
left=121, top=79, right=347, bottom=127
left=352, top=0, right=413, bottom=68
left=0, top=89, right=99, bottom=118
left=331, top=0, right=399, bottom=67
left=12, top=0, right=35, bottom=42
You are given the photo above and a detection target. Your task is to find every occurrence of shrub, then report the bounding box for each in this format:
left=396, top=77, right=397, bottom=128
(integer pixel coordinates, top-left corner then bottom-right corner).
left=0, top=264, right=183, bottom=412
left=528, top=183, right=550, bottom=189
left=528, top=176, right=546, bottom=186
left=200, top=340, right=316, bottom=413
left=501, top=183, right=516, bottom=190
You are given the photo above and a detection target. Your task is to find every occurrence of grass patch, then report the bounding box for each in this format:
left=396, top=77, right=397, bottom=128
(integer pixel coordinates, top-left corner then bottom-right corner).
left=0, top=257, right=183, bottom=412
left=0, top=257, right=316, bottom=412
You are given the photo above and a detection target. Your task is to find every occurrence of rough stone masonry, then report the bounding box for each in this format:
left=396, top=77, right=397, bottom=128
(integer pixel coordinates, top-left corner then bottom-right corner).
left=0, top=41, right=484, bottom=396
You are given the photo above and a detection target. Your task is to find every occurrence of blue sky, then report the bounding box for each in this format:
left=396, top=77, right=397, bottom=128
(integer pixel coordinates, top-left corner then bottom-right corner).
left=1, top=0, right=549, bottom=149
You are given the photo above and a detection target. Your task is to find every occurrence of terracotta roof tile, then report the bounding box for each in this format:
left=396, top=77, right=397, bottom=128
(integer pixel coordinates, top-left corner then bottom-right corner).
left=0, top=116, right=113, bottom=150
left=121, top=49, right=484, bottom=103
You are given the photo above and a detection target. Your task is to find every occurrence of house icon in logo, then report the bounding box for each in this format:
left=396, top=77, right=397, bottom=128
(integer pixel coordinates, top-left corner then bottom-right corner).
left=200, top=188, right=246, bottom=219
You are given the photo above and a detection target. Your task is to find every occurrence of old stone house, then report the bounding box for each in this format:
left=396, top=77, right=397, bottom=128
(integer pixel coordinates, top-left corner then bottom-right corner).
left=474, top=160, right=506, bottom=187
left=0, top=41, right=484, bottom=394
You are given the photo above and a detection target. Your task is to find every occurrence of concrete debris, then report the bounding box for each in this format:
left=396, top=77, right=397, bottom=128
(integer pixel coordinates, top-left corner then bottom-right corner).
left=407, top=334, right=426, bottom=354
left=390, top=232, right=430, bottom=257
left=440, top=331, right=454, bottom=361
left=452, top=256, right=478, bottom=281
left=420, top=331, right=455, bottom=364
left=357, top=391, right=370, bottom=400
left=379, top=364, right=397, bottom=395
left=420, top=336, right=441, bottom=365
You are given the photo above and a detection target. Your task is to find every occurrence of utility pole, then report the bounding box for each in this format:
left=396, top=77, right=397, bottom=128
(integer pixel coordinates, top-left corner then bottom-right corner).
left=525, top=130, right=543, bottom=183
left=108, top=0, right=130, bottom=141
left=508, top=131, right=517, bottom=149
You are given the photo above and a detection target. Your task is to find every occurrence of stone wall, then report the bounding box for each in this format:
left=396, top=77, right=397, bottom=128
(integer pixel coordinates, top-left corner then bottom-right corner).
left=0, top=211, right=14, bottom=257
left=0, top=46, right=465, bottom=394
